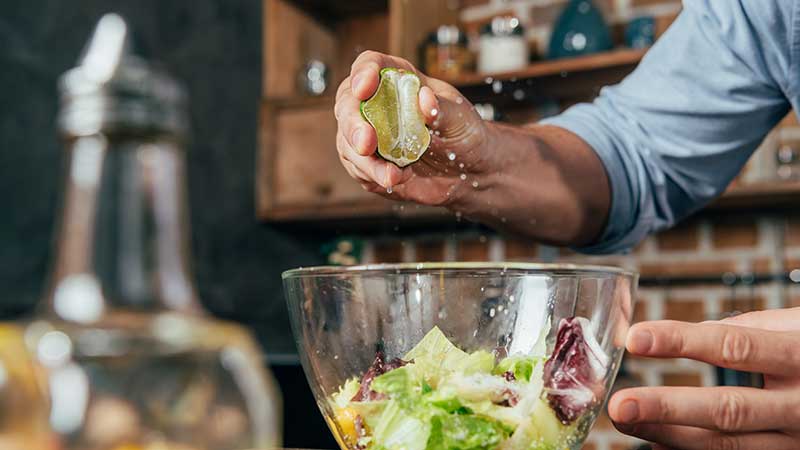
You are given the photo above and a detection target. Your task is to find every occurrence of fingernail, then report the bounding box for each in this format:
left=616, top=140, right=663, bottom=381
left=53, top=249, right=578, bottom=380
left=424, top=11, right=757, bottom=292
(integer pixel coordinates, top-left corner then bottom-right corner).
left=628, top=328, right=653, bottom=354
left=617, top=400, right=639, bottom=423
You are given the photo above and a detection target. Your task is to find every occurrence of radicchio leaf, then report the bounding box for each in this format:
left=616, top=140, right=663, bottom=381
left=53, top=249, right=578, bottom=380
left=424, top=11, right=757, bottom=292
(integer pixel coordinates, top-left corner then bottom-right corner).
left=543, top=317, right=610, bottom=424
left=351, top=351, right=409, bottom=402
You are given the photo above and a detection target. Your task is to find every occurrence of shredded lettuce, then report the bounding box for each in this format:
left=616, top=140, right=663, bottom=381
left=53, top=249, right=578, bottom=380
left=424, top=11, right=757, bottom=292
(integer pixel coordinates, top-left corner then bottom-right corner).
left=426, top=414, right=510, bottom=450
left=333, top=325, right=576, bottom=450
left=453, top=350, right=495, bottom=375
left=332, top=378, right=361, bottom=409
left=403, top=326, right=469, bottom=387
left=372, top=400, right=430, bottom=450
left=493, top=356, right=543, bottom=382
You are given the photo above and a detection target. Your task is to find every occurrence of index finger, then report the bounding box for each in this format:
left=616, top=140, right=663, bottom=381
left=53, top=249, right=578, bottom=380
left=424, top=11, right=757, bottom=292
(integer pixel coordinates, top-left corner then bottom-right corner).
left=627, top=320, right=800, bottom=376
left=350, top=51, right=419, bottom=100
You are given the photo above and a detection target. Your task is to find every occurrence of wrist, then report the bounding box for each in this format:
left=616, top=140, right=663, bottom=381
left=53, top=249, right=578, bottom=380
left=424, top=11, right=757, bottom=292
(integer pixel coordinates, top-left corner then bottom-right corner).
left=445, top=121, right=505, bottom=214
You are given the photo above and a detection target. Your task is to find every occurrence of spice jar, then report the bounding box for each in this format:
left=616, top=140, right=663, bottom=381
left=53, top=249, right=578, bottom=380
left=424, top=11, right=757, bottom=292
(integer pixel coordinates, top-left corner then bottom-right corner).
left=478, top=16, right=529, bottom=74
left=422, top=25, right=472, bottom=79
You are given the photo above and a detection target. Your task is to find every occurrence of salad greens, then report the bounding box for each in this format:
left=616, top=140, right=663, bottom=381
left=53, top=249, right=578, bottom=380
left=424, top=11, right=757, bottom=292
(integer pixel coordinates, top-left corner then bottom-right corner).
left=331, top=320, right=607, bottom=450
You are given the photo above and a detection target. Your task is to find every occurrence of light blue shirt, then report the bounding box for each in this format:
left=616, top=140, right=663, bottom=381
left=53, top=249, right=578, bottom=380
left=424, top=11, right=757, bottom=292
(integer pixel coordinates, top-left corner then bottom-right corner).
left=543, top=0, right=796, bottom=254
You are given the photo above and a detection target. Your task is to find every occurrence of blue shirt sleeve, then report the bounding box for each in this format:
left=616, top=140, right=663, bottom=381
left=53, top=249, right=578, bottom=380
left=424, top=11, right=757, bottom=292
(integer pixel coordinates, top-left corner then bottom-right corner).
left=542, top=0, right=795, bottom=254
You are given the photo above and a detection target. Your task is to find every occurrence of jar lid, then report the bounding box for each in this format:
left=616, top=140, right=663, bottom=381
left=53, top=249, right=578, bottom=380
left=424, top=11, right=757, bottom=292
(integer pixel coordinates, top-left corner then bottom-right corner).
left=427, top=25, right=468, bottom=46
left=58, top=14, right=187, bottom=137
left=480, top=16, right=524, bottom=37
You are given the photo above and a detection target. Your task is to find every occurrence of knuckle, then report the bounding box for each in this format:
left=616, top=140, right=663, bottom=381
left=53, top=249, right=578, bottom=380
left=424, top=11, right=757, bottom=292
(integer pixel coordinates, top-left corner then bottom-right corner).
left=707, top=434, right=739, bottom=450
left=336, top=137, right=348, bottom=156
left=712, top=391, right=747, bottom=432
left=657, top=396, right=676, bottom=423
left=334, top=102, right=342, bottom=120
left=336, top=78, right=349, bottom=99
left=721, top=330, right=754, bottom=365
left=661, top=324, right=687, bottom=356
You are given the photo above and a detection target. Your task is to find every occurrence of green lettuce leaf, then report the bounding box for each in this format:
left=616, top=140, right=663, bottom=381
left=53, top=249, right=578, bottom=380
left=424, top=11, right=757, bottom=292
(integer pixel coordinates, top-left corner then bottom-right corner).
left=331, top=377, right=361, bottom=409
left=426, top=414, right=510, bottom=450
left=404, top=327, right=469, bottom=386
left=372, top=400, right=431, bottom=450
left=453, top=350, right=495, bottom=375
left=372, top=365, right=418, bottom=408
left=425, top=393, right=472, bottom=415
left=493, top=356, right=543, bottom=382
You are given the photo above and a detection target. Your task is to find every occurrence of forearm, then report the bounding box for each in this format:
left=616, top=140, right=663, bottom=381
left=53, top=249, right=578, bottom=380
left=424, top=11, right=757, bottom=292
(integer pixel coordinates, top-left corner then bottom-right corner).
left=448, top=123, right=610, bottom=247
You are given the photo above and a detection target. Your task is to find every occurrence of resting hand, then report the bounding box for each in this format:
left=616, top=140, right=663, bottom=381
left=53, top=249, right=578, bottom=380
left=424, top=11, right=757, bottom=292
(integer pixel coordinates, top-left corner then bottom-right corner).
left=608, top=307, right=800, bottom=450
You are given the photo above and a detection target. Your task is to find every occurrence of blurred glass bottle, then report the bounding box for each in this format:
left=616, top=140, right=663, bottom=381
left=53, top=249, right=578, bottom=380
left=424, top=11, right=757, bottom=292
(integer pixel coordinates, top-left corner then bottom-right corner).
left=22, top=14, right=281, bottom=450
left=0, top=325, right=52, bottom=450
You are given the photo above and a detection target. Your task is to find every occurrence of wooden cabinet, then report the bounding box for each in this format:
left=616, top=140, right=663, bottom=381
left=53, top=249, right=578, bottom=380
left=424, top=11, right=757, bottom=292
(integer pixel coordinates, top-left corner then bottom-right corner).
left=257, top=0, right=457, bottom=222
left=258, top=97, right=394, bottom=220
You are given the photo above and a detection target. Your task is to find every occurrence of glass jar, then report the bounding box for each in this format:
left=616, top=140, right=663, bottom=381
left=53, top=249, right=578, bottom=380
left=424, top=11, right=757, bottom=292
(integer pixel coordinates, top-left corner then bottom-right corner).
left=22, top=14, right=282, bottom=450
left=478, top=16, right=529, bottom=74
left=421, top=25, right=472, bottom=79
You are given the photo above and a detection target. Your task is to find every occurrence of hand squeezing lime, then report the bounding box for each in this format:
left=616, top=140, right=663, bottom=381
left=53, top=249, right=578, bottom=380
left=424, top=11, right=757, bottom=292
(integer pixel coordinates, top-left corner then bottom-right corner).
left=361, top=68, right=431, bottom=167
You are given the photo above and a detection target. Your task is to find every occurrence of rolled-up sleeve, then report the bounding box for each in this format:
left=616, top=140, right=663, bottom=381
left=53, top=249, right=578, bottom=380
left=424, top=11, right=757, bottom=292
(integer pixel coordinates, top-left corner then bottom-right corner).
left=542, top=0, right=794, bottom=254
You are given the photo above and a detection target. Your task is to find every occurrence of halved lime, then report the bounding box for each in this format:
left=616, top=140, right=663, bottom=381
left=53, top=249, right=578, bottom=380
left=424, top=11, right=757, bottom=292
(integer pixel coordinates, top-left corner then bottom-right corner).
left=361, top=68, right=431, bottom=167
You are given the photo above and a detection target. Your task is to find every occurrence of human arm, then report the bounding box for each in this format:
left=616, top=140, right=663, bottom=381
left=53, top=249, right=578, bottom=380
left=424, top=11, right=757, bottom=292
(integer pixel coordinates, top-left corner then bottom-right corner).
left=335, top=52, right=611, bottom=246
left=334, top=0, right=793, bottom=251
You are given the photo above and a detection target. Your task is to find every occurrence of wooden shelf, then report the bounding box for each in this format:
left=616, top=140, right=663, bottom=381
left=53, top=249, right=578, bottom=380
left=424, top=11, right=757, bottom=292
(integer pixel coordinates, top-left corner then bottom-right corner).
left=444, top=48, right=648, bottom=88
left=445, top=48, right=648, bottom=105
left=711, top=181, right=800, bottom=210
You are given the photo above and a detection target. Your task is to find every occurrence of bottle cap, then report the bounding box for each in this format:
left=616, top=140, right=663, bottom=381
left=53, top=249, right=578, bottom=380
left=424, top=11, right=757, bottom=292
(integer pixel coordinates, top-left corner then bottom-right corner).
left=58, top=14, right=187, bottom=137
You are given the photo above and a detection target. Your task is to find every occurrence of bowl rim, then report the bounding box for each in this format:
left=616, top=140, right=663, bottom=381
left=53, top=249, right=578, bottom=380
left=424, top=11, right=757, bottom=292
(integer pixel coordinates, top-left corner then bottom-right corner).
left=282, top=262, right=638, bottom=279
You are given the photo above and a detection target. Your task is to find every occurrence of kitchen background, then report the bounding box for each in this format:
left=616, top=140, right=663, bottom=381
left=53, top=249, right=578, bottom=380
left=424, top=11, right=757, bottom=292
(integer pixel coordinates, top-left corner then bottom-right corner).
left=4, top=0, right=800, bottom=449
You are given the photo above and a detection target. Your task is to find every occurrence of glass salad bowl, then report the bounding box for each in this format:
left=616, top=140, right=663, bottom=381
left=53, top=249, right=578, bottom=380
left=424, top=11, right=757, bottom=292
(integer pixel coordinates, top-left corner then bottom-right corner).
left=283, top=263, right=637, bottom=450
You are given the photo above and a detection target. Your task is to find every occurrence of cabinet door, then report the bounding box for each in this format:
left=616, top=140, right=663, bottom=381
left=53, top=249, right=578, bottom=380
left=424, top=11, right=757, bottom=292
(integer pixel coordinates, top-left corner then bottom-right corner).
left=257, top=99, right=399, bottom=220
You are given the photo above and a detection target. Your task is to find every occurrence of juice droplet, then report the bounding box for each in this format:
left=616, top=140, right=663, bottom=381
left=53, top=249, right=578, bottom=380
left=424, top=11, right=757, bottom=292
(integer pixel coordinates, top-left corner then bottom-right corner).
left=455, top=97, right=464, bottom=104
left=386, top=186, right=393, bottom=194
left=459, top=163, right=464, bottom=169
left=492, top=80, right=503, bottom=94
left=459, top=174, right=467, bottom=180
left=447, top=152, right=456, bottom=161
left=484, top=77, right=494, bottom=84
left=430, top=108, right=438, bottom=116
left=472, top=181, right=479, bottom=188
